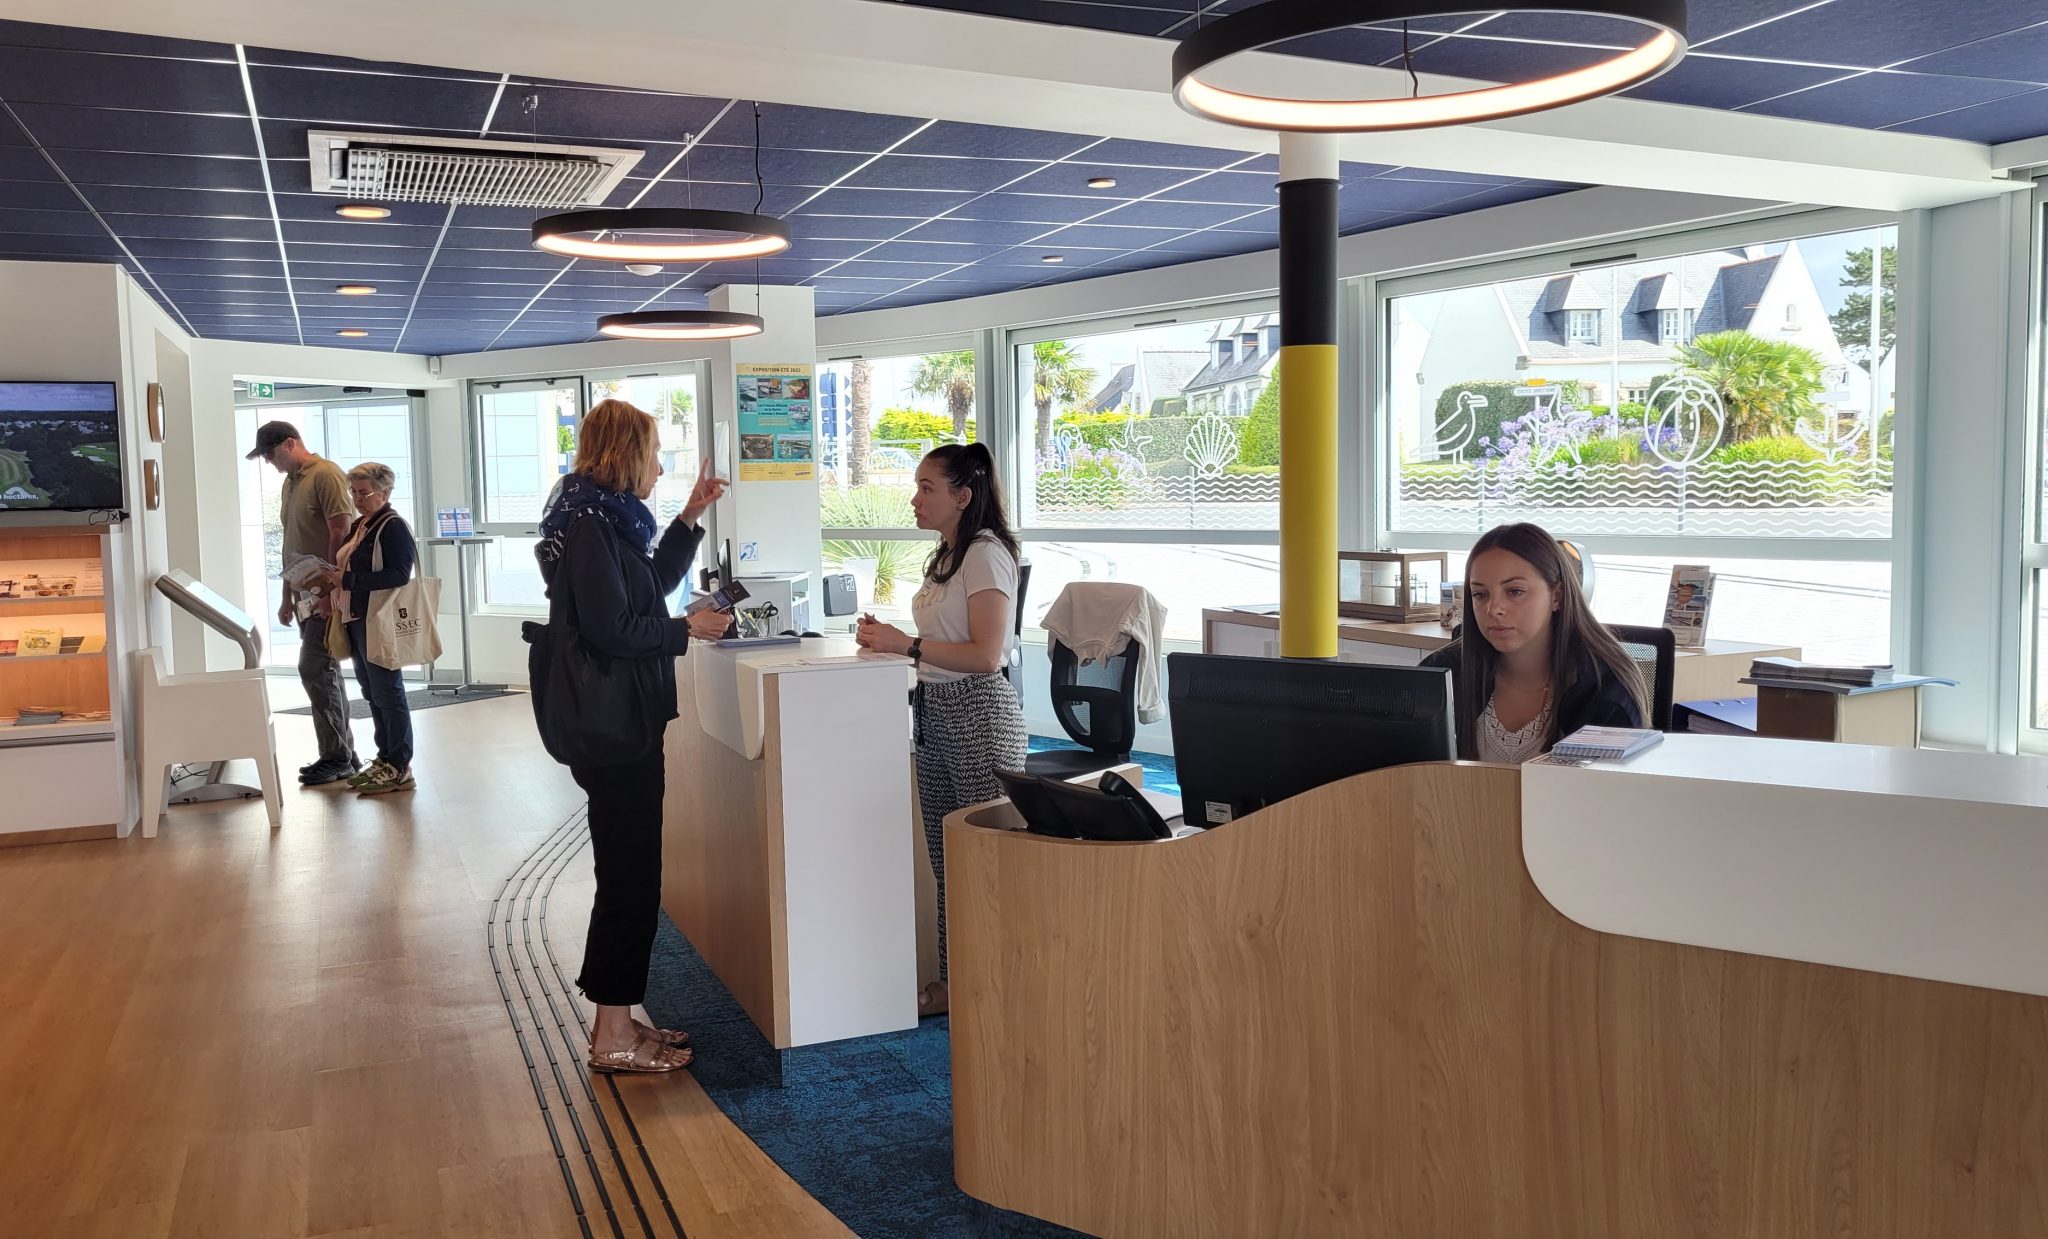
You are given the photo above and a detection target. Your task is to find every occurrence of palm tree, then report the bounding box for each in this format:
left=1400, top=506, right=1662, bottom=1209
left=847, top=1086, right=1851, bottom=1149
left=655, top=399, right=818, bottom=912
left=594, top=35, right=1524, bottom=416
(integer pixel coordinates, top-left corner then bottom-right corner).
left=907, top=350, right=976, bottom=441
left=1673, top=330, right=1826, bottom=442
left=1031, top=340, right=1096, bottom=456
left=848, top=358, right=873, bottom=486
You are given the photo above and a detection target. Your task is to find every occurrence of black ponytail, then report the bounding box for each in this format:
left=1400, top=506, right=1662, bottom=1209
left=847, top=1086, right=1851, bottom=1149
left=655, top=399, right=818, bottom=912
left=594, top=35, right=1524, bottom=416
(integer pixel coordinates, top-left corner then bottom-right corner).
left=924, top=441, right=1019, bottom=584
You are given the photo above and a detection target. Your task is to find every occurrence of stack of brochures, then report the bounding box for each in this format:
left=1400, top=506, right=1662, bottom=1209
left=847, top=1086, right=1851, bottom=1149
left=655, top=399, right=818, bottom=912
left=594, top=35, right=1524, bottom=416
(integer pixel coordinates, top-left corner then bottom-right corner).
left=1550, top=725, right=1665, bottom=761
left=1748, top=656, right=1889, bottom=687
left=14, top=705, right=63, bottom=726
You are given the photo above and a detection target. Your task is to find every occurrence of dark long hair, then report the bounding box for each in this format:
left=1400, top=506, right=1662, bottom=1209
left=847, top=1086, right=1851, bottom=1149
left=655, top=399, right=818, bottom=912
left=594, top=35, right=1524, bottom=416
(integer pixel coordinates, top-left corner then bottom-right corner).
left=1451, top=523, right=1647, bottom=758
left=923, top=442, right=1019, bottom=584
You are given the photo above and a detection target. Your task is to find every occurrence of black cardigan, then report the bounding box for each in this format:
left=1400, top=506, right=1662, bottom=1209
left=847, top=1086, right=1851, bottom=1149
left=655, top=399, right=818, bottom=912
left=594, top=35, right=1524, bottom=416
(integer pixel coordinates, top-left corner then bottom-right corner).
left=1421, top=639, right=1644, bottom=755
left=337, top=510, right=416, bottom=622
left=538, top=512, right=706, bottom=721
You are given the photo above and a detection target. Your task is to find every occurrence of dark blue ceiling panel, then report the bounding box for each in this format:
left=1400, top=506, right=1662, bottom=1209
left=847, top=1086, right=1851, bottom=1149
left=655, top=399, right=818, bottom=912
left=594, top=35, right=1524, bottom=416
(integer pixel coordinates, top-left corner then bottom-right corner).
left=1268, top=28, right=1409, bottom=68
left=672, top=145, right=872, bottom=188
left=1712, top=3, right=2048, bottom=72
left=1748, top=70, right=2039, bottom=128
left=998, top=162, right=1197, bottom=199
left=897, top=217, right=1059, bottom=246
left=48, top=150, right=268, bottom=192
left=1034, top=222, right=1188, bottom=251
left=250, top=66, right=501, bottom=130
left=703, top=103, right=927, bottom=153
left=6, top=102, right=255, bottom=157
left=1622, top=55, right=1844, bottom=110
left=0, top=146, right=61, bottom=180
left=276, top=194, right=447, bottom=226
left=0, top=230, right=119, bottom=257
left=1078, top=138, right=1250, bottom=171
left=1086, top=198, right=1263, bottom=230
left=843, top=154, right=1039, bottom=193
left=281, top=218, right=447, bottom=247
left=0, top=109, right=29, bottom=146
left=0, top=47, right=245, bottom=112
left=96, top=214, right=273, bottom=242
left=857, top=239, right=1016, bottom=264
left=622, top=180, right=812, bottom=214
left=948, top=192, right=1107, bottom=225
left=896, top=121, right=1097, bottom=161
left=0, top=206, right=101, bottom=235
left=487, top=84, right=729, bottom=145
left=1899, top=22, right=2048, bottom=84
left=1151, top=171, right=1277, bottom=206
left=1888, top=86, right=2048, bottom=144
left=796, top=186, right=975, bottom=218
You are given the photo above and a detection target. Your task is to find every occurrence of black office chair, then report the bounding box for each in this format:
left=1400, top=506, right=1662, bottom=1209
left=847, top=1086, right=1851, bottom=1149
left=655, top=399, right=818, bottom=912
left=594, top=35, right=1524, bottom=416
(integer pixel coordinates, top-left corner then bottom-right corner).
left=1023, top=636, right=1142, bottom=780
left=1005, top=561, right=1032, bottom=693
left=1608, top=623, right=1676, bottom=731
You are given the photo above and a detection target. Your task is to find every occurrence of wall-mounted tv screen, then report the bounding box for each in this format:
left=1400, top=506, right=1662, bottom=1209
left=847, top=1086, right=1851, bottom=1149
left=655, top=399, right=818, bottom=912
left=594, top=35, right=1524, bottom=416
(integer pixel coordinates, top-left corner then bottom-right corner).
left=0, top=381, right=124, bottom=512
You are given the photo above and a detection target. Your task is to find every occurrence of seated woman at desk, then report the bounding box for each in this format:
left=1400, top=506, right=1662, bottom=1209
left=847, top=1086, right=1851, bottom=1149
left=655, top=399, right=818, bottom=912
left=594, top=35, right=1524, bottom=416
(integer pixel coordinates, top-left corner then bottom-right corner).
left=855, top=442, right=1026, bottom=1018
left=1423, top=523, right=1646, bottom=763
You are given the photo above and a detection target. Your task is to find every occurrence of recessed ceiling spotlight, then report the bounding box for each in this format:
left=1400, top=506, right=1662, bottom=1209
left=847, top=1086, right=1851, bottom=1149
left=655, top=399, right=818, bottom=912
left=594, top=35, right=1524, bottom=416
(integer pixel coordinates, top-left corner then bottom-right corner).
left=1087, top=176, right=1117, bottom=190
left=337, top=329, right=370, bottom=338
left=1041, top=255, right=1064, bottom=264
left=335, top=284, right=377, bottom=296
left=624, top=263, right=665, bottom=276
left=335, top=204, right=391, bottom=220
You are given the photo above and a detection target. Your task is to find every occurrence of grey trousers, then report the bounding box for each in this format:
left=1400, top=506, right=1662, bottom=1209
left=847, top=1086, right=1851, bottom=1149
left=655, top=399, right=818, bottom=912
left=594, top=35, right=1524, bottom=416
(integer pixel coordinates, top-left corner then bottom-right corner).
left=914, top=673, right=1027, bottom=982
left=297, top=614, right=357, bottom=765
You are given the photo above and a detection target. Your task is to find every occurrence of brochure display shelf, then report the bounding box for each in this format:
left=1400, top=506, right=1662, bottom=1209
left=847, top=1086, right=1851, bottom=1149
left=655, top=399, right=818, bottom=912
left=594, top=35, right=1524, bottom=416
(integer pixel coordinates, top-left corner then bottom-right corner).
left=0, top=528, right=124, bottom=842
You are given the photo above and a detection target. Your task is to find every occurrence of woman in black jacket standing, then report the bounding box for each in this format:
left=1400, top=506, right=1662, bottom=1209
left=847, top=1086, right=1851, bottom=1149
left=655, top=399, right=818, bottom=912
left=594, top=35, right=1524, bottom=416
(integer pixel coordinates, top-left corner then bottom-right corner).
left=1422, top=522, right=1647, bottom=764
left=535, top=399, right=728, bottom=1074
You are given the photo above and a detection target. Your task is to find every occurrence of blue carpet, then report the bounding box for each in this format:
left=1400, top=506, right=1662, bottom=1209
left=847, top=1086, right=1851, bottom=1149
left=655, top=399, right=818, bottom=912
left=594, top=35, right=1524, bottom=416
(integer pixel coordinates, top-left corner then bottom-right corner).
left=1025, top=736, right=1179, bottom=796
left=642, top=915, right=1093, bottom=1239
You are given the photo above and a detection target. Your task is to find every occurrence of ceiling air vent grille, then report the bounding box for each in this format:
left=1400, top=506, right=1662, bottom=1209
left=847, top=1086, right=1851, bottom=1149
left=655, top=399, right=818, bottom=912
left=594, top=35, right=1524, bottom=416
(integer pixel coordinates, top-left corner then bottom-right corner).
left=307, top=130, right=643, bottom=210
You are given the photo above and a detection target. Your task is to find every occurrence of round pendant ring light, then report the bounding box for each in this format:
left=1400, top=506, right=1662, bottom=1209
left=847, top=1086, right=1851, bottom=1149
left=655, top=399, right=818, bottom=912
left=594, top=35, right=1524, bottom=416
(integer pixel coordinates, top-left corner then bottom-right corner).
left=532, top=208, right=791, bottom=263
left=597, top=310, right=766, bottom=342
left=1173, top=0, right=1688, bottom=132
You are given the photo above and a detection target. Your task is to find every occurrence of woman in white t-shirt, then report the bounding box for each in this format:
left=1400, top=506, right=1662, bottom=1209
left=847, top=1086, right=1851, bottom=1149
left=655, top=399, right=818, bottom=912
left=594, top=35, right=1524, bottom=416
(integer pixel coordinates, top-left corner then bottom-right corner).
left=856, top=442, right=1026, bottom=1017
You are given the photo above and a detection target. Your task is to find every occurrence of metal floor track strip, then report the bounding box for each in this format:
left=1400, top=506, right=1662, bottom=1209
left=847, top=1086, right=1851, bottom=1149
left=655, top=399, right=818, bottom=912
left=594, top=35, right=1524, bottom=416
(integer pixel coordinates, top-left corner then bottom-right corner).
left=489, top=808, right=688, bottom=1239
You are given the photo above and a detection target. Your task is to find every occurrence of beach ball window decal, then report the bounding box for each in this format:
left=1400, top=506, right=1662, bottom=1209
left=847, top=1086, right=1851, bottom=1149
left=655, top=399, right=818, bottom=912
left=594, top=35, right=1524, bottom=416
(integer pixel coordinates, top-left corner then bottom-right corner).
left=1646, top=374, right=1725, bottom=466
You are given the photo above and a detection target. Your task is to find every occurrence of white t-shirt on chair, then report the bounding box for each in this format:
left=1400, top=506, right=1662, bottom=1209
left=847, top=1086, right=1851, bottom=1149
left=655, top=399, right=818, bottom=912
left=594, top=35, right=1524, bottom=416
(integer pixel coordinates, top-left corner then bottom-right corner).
left=910, top=532, right=1018, bottom=685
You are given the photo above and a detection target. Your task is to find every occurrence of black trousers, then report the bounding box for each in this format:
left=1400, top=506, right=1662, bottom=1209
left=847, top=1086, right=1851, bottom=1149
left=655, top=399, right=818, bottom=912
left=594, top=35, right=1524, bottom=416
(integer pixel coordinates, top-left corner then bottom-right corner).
left=571, top=747, right=665, bottom=1007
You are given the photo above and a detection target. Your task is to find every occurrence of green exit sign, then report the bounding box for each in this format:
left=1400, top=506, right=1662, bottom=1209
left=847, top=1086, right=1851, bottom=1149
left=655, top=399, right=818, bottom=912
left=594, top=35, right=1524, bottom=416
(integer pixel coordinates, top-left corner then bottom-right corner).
left=250, top=381, right=275, bottom=399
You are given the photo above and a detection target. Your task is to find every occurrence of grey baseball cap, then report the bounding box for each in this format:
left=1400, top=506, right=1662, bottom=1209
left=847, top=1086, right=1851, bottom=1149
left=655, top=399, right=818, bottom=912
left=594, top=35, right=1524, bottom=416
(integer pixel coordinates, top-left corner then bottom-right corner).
left=245, top=420, right=302, bottom=460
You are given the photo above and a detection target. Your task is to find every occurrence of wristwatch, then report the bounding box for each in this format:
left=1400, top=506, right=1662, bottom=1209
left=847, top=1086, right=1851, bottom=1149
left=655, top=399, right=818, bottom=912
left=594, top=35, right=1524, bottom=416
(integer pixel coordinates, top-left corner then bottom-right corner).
left=907, top=637, right=923, bottom=664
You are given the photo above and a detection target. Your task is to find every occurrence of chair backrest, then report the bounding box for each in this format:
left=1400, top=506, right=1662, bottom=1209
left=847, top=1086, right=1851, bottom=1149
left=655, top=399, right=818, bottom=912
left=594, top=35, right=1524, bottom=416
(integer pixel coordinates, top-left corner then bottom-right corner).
left=1006, top=560, right=1032, bottom=692
left=1606, top=623, right=1676, bottom=731
left=1048, top=635, right=1140, bottom=759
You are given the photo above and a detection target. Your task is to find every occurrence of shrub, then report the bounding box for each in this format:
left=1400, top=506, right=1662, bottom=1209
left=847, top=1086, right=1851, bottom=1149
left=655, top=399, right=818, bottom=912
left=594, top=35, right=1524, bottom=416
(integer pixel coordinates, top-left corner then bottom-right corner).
left=1223, top=464, right=1280, bottom=476
left=1540, top=436, right=1640, bottom=472
left=1705, top=434, right=1864, bottom=504
left=873, top=407, right=970, bottom=447
left=1237, top=379, right=1282, bottom=468
left=1431, top=379, right=1586, bottom=455
left=818, top=484, right=927, bottom=605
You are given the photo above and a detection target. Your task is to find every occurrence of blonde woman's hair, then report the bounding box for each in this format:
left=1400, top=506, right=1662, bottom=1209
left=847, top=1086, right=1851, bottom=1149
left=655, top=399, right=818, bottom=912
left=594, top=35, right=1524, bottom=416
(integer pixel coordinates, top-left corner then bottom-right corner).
left=346, top=461, right=397, bottom=494
left=573, top=399, right=659, bottom=494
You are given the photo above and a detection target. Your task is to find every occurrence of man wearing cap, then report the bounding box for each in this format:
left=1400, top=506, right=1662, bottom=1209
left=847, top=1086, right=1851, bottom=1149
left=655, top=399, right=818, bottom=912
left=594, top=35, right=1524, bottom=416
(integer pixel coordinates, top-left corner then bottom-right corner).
left=248, top=421, right=360, bottom=785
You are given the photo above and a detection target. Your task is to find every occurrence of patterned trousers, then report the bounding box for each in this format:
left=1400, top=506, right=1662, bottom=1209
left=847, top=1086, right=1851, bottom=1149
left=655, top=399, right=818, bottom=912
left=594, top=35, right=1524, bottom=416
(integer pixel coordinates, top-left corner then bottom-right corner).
left=914, top=672, right=1027, bottom=981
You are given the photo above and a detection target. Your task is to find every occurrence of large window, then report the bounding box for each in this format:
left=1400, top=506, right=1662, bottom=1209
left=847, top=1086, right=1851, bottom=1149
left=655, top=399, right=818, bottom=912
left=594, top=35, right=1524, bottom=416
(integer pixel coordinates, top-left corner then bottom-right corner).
left=1011, top=305, right=1281, bottom=535
left=236, top=393, right=419, bottom=667
left=1384, top=221, right=1898, bottom=542
left=816, top=340, right=980, bottom=614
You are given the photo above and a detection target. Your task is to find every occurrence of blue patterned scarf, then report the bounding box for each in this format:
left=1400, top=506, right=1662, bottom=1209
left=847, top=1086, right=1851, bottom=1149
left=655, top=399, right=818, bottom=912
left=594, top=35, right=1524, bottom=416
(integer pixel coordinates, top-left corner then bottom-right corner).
left=536, top=471, right=657, bottom=563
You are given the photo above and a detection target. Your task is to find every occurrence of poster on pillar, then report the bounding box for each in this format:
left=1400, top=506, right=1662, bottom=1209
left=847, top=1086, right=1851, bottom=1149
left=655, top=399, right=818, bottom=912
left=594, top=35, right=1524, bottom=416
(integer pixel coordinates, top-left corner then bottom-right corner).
left=735, top=364, right=817, bottom=482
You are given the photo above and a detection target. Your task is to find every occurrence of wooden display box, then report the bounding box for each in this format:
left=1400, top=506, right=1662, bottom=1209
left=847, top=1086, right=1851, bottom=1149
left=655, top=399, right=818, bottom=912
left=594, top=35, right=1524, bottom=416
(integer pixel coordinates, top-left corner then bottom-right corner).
left=1338, top=551, right=1446, bottom=623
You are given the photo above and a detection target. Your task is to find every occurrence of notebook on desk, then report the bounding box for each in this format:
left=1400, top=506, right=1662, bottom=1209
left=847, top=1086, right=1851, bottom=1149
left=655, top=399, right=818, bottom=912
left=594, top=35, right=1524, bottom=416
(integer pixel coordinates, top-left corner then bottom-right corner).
left=1551, top=725, right=1664, bottom=761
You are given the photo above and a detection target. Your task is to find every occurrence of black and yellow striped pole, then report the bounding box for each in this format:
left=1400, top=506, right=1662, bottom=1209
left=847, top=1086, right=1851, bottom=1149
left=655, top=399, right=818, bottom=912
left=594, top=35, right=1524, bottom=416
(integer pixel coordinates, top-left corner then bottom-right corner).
left=1277, top=132, right=1338, bottom=660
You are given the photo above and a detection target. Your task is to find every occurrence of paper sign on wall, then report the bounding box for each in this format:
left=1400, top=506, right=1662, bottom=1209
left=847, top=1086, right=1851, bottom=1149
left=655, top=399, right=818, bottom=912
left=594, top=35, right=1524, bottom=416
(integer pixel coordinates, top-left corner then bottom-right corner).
left=735, top=364, right=816, bottom=482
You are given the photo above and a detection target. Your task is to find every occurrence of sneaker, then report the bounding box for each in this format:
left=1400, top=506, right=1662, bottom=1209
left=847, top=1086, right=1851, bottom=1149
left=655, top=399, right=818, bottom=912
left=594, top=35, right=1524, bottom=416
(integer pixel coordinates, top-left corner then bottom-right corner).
left=299, top=757, right=358, bottom=787
left=357, top=766, right=416, bottom=797
left=346, top=760, right=394, bottom=790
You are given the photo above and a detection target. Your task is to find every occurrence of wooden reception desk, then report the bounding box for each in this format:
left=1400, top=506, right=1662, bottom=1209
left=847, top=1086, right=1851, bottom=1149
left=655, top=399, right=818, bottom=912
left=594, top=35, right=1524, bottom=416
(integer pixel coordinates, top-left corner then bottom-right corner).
left=945, top=737, right=2048, bottom=1238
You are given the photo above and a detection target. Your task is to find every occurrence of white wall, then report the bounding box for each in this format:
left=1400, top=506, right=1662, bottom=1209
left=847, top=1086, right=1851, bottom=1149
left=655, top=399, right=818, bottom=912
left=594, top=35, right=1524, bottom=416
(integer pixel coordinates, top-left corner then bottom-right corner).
left=712, top=285, right=822, bottom=592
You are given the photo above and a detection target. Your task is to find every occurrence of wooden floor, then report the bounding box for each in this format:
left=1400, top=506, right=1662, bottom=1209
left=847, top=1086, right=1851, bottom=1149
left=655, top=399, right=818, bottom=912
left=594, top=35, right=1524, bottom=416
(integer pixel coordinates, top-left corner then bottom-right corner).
left=0, top=690, right=850, bottom=1238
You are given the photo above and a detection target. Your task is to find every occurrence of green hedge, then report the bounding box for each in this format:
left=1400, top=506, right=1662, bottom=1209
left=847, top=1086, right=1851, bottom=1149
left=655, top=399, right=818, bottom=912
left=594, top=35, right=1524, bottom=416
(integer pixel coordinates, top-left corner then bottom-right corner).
left=1237, top=380, right=1282, bottom=468
left=874, top=407, right=972, bottom=446
left=1055, top=410, right=1131, bottom=450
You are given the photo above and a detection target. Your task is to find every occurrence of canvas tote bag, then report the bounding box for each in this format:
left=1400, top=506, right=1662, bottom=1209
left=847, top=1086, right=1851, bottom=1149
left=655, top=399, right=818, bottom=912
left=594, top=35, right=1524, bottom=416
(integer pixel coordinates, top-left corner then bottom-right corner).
left=365, top=513, right=443, bottom=669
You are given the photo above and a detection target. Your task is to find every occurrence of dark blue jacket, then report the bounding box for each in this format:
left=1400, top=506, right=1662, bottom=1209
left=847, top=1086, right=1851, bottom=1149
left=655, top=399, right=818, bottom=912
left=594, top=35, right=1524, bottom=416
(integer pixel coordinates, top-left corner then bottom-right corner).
left=536, top=513, right=706, bottom=722
left=338, top=509, right=416, bottom=622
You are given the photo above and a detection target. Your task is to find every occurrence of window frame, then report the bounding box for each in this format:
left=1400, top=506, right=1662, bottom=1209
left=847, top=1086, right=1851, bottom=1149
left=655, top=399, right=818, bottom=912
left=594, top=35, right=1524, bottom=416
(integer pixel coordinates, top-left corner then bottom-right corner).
left=1366, top=206, right=1909, bottom=664
left=1568, top=308, right=1602, bottom=344
left=815, top=330, right=981, bottom=541
left=2018, top=180, right=2048, bottom=752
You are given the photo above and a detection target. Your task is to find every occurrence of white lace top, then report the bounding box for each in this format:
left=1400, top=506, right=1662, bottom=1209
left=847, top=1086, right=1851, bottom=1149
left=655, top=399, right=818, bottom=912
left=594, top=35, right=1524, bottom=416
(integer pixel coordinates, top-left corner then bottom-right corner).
left=1477, top=694, right=1552, bottom=765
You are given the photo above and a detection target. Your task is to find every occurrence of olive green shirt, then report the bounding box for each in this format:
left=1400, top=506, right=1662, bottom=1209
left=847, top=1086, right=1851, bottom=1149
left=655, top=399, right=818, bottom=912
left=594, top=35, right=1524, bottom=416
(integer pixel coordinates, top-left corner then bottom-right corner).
left=280, top=454, right=352, bottom=566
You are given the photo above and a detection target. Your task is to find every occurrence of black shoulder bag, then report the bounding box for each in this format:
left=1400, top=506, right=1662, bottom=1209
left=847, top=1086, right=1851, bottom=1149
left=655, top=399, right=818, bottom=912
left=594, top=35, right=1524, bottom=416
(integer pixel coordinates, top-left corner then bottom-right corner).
left=522, top=513, right=667, bottom=768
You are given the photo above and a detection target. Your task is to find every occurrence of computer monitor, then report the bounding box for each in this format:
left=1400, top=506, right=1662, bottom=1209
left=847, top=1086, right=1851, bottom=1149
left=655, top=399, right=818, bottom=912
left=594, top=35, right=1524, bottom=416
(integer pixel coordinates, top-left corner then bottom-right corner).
left=1167, top=652, right=1455, bottom=828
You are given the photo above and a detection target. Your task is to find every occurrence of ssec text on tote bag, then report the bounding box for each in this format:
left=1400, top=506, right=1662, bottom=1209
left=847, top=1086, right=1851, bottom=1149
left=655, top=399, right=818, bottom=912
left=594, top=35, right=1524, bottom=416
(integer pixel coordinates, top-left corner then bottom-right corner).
left=365, top=513, right=443, bottom=670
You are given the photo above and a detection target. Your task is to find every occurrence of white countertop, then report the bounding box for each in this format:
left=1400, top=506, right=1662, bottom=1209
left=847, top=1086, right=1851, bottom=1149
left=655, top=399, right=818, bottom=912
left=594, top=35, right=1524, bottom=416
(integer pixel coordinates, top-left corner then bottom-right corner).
left=1523, top=735, right=2048, bottom=998
left=690, top=637, right=913, bottom=759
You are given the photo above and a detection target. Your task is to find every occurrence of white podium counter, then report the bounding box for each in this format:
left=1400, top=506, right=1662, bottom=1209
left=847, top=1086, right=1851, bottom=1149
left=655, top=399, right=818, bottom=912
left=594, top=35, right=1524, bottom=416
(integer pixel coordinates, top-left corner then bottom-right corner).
left=1523, top=734, right=2048, bottom=999
left=663, top=638, right=920, bottom=1048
